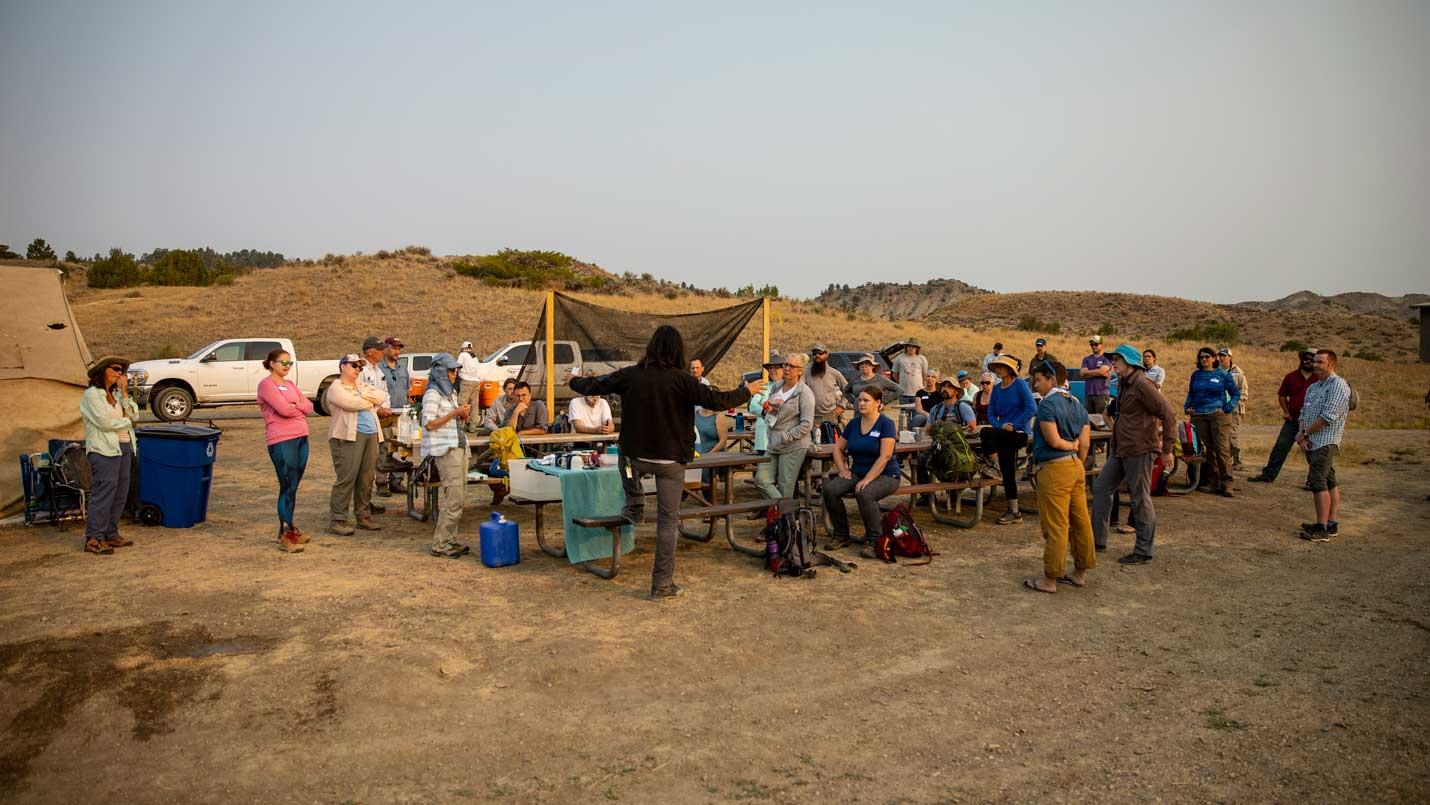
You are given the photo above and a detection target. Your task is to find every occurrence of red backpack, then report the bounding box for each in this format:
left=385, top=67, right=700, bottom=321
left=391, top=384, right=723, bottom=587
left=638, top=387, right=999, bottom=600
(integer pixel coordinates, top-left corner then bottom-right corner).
left=875, top=505, right=935, bottom=565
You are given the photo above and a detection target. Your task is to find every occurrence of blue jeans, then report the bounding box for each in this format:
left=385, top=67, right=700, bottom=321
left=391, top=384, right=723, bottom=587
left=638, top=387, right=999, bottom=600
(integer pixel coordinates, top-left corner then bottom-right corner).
left=1259, top=419, right=1300, bottom=481
left=268, top=436, right=309, bottom=529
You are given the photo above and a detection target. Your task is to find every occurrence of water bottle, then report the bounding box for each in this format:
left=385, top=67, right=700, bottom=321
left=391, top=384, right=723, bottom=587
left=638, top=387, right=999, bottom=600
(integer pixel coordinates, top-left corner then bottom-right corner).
left=735, top=412, right=746, bottom=432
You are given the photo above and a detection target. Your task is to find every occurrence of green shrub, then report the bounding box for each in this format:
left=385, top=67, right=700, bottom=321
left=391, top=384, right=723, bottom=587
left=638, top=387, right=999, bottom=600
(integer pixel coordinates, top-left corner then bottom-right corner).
left=1350, top=351, right=1384, bottom=362
left=1167, top=321, right=1239, bottom=345
left=1017, top=315, right=1061, bottom=334
left=451, top=249, right=579, bottom=290
left=214, top=273, right=236, bottom=286
left=1097, top=321, right=1118, bottom=336
left=1280, top=339, right=1309, bottom=353
left=26, top=238, right=57, bottom=261
left=87, top=249, right=144, bottom=288
left=149, top=249, right=212, bottom=286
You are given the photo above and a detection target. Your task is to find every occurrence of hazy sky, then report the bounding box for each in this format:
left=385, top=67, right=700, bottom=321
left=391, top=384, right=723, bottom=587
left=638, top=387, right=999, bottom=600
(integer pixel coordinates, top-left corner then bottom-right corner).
left=2, top=1, right=1427, bottom=302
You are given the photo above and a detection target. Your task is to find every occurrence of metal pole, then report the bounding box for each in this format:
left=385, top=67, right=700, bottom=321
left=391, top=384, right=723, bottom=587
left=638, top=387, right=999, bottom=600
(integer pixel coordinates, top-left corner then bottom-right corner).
left=545, top=290, right=556, bottom=416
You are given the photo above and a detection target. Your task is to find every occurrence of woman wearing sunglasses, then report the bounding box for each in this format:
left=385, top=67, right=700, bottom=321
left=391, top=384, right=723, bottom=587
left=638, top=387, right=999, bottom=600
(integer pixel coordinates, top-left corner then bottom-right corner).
left=79, top=357, right=139, bottom=555
left=1183, top=346, right=1240, bottom=497
left=258, top=348, right=315, bottom=552
left=972, top=371, right=996, bottom=425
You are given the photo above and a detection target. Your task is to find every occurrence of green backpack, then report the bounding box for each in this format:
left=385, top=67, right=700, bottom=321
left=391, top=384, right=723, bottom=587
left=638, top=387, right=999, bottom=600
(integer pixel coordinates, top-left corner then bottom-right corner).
left=926, top=422, right=976, bottom=482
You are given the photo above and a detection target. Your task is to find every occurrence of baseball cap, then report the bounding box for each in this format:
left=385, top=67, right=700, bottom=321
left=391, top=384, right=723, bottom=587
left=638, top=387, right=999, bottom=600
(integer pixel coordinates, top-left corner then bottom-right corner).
left=1035, top=338, right=1047, bottom=347
left=853, top=353, right=877, bottom=366
left=810, top=343, right=828, bottom=353
left=955, top=370, right=969, bottom=380
left=339, top=353, right=363, bottom=367
left=383, top=336, right=405, bottom=348
left=460, top=340, right=473, bottom=349
left=1088, top=335, right=1103, bottom=345
left=361, top=335, right=383, bottom=351
left=1217, top=347, right=1232, bottom=356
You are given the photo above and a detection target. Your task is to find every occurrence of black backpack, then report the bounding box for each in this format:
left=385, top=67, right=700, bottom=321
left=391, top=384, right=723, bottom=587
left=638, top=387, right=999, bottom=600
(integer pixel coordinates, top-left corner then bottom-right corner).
left=762, top=500, right=852, bottom=577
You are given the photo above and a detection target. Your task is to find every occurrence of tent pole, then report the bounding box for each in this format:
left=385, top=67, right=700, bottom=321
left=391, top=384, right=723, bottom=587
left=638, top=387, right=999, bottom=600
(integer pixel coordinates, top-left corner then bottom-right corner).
left=545, top=291, right=557, bottom=416
left=762, top=297, right=770, bottom=382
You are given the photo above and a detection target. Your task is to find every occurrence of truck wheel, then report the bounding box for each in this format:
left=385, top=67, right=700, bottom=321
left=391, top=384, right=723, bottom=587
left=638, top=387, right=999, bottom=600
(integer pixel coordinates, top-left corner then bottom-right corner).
left=151, top=386, right=194, bottom=422
left=313, top=380, right=333, bottom=416
left=138, top=505, right=163, bottom=526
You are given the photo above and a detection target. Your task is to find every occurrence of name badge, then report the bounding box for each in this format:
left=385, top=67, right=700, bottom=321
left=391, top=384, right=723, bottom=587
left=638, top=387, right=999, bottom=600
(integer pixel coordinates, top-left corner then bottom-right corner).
left=870, top=430, right=881, bottom=438
left=277, top=385, right=288, bottom=391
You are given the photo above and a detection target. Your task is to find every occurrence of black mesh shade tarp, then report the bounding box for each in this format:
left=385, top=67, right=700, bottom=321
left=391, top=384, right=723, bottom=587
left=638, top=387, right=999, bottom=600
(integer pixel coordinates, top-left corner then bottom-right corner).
left=517, top=293, right=762, bottom=386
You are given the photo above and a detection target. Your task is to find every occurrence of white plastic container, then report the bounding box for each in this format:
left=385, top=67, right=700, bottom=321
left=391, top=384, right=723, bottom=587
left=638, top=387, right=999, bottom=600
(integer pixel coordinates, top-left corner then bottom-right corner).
left=508, top=459, right=563, bottom=502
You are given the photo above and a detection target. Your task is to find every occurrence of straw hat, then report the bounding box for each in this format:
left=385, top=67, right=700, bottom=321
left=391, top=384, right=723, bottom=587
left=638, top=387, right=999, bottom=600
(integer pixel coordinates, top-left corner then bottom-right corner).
left=87, top=356, right=131, bottom=383
left=987, top=355, right=1020, bottom=375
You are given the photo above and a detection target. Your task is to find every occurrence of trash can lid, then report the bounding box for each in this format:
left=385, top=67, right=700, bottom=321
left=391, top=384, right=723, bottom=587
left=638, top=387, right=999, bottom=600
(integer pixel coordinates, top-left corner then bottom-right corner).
left=136, top=424, right=222, bottom=440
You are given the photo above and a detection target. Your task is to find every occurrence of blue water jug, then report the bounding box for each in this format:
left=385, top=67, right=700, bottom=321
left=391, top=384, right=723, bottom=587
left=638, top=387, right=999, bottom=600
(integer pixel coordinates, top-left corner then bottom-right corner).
left=479, top=512, right=520, bottom=568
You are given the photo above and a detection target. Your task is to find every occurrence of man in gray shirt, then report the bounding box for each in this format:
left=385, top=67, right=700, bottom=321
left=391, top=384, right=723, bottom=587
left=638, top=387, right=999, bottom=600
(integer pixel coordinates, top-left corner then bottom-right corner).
left=805, top=343, right=848, bottom=430
left=891, top=338, right=930, bottom=404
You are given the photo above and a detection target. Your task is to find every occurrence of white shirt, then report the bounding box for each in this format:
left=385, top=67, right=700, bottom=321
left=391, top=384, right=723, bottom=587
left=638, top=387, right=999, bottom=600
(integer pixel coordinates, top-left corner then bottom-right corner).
left=981, top=352, right=1001, bottom=371
left=456, top=351, right=482, bottom=382
left=567, top=397, right=612, bottom=430
left=1145, top=365, right=1166, bottom=389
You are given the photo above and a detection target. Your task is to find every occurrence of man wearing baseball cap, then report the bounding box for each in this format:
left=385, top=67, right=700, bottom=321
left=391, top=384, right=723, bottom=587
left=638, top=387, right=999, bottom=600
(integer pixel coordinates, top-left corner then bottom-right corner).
left=1080, top=335, right=1113, bottom=414
left=1217, top=347, right=1249, bottom=470
left=805, top=343, right=848, bottom=431
left=357, top=337, right=394, bottom=513
left=1250, top=350, right=1316, bottom=484
left=374, top=337, right=411, bottom=496
left=456, top=340, right=483, bottom=432
left=956, top=370, right=977, bottom=402
left=1028, top=338, right=1058, bottom=377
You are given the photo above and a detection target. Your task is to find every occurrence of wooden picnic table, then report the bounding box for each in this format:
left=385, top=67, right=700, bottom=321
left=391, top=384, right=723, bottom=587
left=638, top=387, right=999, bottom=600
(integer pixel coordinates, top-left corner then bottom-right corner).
left=467, top=432, right=620, bottom=449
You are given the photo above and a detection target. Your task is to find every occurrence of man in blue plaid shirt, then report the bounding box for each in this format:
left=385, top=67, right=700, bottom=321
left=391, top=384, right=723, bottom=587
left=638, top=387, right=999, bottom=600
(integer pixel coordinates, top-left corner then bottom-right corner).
left=1296, top=349, right=1351, bottom=542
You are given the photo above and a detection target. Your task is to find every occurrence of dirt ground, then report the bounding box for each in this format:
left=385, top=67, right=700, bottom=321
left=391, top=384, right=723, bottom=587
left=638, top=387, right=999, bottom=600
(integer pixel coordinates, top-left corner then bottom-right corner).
left=2, top=421, right=1428, bottom=803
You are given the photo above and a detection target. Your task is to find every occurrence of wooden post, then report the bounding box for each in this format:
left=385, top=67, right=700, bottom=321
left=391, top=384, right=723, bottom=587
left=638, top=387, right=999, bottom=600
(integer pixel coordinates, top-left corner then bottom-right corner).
left=545, top=291, right=557, bottom=415
left=762, top=297, right=770, bottom=381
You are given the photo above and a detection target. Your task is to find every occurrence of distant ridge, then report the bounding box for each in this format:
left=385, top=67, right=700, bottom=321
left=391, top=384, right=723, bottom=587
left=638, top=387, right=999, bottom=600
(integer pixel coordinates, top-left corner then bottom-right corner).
left=1231, top=290, right=1429, bottom=323
left=814, top=278, right=990, bottom=321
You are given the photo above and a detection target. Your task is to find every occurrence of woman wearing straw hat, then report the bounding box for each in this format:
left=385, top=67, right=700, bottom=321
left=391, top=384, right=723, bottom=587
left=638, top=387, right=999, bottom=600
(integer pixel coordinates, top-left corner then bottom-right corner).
left=979, top=355, right=1037, bottom=524
left=79, top=356, right=139, bottom=555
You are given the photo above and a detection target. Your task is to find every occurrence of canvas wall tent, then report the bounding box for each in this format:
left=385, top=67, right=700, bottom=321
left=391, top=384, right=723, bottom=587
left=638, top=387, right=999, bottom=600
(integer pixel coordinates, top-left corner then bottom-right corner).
left=0, top=267, right=93, bottom=516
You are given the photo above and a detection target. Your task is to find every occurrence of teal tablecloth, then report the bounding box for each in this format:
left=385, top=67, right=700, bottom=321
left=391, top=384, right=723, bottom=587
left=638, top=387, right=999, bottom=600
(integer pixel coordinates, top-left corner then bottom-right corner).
left=529, top=463, right=636, bottom=565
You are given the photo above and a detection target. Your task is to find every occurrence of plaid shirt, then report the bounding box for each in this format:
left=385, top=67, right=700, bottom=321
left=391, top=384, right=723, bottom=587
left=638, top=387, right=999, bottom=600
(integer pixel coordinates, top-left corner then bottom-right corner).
left=1299, top=373, right=1350, bottom=450
left=420, top=388, right=467, bottom=458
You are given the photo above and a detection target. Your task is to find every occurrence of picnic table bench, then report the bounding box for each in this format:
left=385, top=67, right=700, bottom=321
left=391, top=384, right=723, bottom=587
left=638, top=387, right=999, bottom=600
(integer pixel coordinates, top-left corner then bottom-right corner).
left=571, top=498, right=783, bottom=579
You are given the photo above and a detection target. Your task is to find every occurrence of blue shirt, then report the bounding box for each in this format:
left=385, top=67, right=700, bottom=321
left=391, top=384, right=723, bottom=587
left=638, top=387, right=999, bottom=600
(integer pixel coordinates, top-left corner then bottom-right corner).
left=928, top=398, right=976, bottom=427
left=842, top=415, right=900, bottom=479
left=1183, top=368, right=1240, bottom=415
left=356, top=409, right=378, bottom=435
left=1081, top=354, right=1112, bottom=397
left=1032, top=391, right=1089, bottom=463
left=987, top=378, right=1037, bottom=433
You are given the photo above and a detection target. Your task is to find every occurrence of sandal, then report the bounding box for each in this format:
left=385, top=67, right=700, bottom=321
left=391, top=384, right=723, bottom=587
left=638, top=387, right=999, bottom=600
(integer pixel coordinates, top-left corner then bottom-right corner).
left=84, top=539, right=114, bottom=555
left=1115, top=525, right=1136, bottom=534
left=1055, top=575, right=1086, bottom=588
left=1023, top=578, right=1055, bottom=594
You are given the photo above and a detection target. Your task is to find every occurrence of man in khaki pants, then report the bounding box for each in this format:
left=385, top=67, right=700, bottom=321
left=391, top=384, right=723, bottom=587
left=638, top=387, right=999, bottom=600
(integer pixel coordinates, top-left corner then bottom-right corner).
left=421, top=354, right=473, bottom=558
left=1218, top=347, right=1248, bottom=470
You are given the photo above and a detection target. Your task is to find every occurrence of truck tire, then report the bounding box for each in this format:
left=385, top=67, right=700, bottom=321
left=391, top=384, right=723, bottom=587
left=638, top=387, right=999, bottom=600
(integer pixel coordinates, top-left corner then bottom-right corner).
left=313, top=380, right=333, bottom=416
left=151, top=386, right=195, bottom=422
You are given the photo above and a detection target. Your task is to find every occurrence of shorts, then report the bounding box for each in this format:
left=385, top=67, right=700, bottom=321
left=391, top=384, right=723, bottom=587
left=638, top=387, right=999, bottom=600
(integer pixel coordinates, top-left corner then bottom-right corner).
left=1306, top=445, right=1338, bottom=492
left=1085, top=395, right=1110, bottom=415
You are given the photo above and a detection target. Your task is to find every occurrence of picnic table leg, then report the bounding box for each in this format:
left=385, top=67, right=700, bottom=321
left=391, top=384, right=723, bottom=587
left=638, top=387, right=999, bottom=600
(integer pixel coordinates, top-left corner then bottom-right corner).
left=722, top=466, right=767, bottom=557
left=929, top=483, right=986, bottom=528
left=577, top=525, right=621, bottom=579
left=532, top=502, right=567, bottom=557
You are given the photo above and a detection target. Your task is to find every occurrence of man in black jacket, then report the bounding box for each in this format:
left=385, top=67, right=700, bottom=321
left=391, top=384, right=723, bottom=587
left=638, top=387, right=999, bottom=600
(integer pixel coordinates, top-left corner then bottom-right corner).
left=570, top=326, right=764, bottom=599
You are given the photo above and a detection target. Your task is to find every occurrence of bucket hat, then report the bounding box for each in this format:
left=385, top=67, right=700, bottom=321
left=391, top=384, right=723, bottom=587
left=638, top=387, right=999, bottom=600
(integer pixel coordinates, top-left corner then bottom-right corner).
left=1109, top=344, right=1144, bottom=369
left=87, top=356, right=131, bottom=383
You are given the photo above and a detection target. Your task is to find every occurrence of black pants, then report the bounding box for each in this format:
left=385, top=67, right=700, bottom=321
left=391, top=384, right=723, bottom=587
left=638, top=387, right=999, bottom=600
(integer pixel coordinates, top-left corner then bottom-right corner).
left=979, top=426, right=1028, bottom=502
left=1259, top=419, right=1300, bottom=481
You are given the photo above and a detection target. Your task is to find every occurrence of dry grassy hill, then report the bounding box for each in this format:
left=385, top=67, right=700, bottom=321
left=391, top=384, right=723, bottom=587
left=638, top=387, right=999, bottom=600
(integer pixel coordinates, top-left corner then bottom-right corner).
left=1233, top=290, right=1429, bottom=322
left=62, top=255, right=1430, bottom=429
left=814, top=278, right=989, bottom=321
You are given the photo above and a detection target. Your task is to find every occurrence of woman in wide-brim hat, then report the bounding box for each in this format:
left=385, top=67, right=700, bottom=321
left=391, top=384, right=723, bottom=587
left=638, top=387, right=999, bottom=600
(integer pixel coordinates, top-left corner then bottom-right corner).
left=79, top=356, right=138, bottom=555
left=979, top=355, right=1037, bottom=525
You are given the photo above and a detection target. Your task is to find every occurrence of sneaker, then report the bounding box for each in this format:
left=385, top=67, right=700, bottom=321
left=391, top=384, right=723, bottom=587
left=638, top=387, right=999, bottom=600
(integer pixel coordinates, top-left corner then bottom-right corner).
left=1248, top=474, right=1273, bottom=483
left=648, top=584, right=682, bottom=600
left=1299, top=523, right=1331, bottom=542
left=355, top=515, right=380, bottom=531
left=103, top=536, right=134, bottom=548
left=368, top=502, right=387, bottom=515
left=1327, top=521, right=1339, bottom=536
left=1217, top=488, right=1235, bottom=498
left=1117, top=553, right=1153, bottom=564
left=374, top=485, right=392, bottom=498
left=328, top=520, right=355, bottom=536
left=995, top=510, right=1023, bottom=525
left=279, top=533, right=305, bottom=553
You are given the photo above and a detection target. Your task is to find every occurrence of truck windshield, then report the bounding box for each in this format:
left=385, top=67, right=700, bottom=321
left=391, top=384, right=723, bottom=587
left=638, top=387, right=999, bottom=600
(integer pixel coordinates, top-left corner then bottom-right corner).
left=186, top=341, right=224, bottom=360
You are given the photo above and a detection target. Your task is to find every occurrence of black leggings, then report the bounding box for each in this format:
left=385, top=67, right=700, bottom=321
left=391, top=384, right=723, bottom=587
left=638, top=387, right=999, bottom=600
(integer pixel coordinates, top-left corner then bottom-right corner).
left=979, top=426, right=1028, bottom=502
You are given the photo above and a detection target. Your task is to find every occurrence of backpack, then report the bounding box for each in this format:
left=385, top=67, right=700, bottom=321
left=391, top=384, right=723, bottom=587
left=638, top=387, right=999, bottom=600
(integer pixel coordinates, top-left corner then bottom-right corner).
left=763, top=503, right=817, bottom=577
left=874, top=505, right=934, bottom=565
left=1345, top=380, right=1359, bottom=412
left=819, top=420, right=839, bottom=445
left=1150, top=452, right=1169, bottom=497
left=925, top=421, right=976, bottom=482
left=51, top=442, right=91, bottom=493
left=1177, top=421, right=1201, bottom=458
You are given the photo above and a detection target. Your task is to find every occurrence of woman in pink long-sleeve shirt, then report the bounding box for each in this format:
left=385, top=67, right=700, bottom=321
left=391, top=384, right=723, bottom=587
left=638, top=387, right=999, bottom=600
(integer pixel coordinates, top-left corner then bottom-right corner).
left=257, top=348, right=315, bottom=552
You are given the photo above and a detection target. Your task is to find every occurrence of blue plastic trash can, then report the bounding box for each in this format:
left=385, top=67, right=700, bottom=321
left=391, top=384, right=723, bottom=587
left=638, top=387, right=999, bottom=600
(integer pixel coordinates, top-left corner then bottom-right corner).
left=135, top=424, right=221, bottom=528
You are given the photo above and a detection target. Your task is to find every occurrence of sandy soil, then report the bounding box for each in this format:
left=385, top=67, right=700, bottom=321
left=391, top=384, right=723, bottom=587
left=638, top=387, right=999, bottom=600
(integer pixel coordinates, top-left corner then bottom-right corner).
left=2, top=422, right=1428, bottom=803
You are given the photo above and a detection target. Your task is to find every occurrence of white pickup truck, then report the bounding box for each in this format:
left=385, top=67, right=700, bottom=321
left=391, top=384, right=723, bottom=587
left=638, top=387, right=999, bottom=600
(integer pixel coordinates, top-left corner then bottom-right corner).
left=473, top=340, right=634, bottom=401
left=130, top=338, right=353, bottom=422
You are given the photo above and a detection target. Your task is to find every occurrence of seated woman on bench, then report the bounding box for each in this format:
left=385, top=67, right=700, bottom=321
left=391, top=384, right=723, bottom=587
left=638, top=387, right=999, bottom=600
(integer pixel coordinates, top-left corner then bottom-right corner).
left=822, top=387, right=900, bottom=557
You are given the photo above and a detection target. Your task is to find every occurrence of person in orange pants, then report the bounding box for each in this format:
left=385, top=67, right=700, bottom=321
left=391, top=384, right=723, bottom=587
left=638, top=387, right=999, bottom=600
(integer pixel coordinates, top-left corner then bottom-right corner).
left=1023, top=361, right=1094, bottom=593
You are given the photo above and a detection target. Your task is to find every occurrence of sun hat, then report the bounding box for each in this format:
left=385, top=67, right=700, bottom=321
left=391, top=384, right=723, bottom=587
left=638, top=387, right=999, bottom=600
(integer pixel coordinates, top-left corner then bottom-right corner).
left=937, top=378, right=957, bottom=389
left=762, top=351, right=784, bottom=368
left=87, top=356, right=131, bottom=382
left=1035, top=338, right=1047, bottom=347
left=1109, top=344, right=1144, bottom=369
left=904, top=337, right=921, bottom=348
left=988, top=355, right=1020, bottom=374
left=853, top=353, right=878, bottom=367
left=361, top=335, right=383, bottom=352
left=383, top=336, right=405, bottom=348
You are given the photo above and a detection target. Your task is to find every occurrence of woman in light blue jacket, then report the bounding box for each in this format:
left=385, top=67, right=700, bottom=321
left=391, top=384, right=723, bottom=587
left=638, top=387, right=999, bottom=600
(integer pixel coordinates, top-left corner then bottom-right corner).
left=79, top=356, right=139, bottom=555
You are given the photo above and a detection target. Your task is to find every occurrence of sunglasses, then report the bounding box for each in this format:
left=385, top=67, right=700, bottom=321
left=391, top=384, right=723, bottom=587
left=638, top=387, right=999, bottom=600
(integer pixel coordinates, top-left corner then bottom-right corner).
left=782, top=363, right=798, bottom=368
left=274, top=360, right=293, bottom=367
left=980, top=381, right=992, bottom=385
left=107, top=365, right=125, bottom=373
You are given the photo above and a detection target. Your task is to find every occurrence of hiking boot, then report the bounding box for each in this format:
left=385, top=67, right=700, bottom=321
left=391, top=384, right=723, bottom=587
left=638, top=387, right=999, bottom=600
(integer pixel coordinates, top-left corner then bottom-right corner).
left=1300, top=523, right=1331, bottom=542
left=84, top=538, right=114, bottom=555
left=329, top=520, right=355, bottom=536
left=388, top=478, right=407, bottom=495
left=1327, top=521, right=1339, bottom=536
left=290, top=527, right=310, bottom=544
left=355, top=515, right=380, bottom=531
left=429, top=544, right=469, bottom=558
left=648, top=584, right=682, bottom=600
left=103, top=536, right=134, bottom=548
left=368, top=502, right=387, bottom=514
left=859, top=544, right=880, bottom=560
left=995, top=510, right=1023, bottom=525
left=279, top=533, right=304, bottom=553
left=375, top=485, right=392, bottom=498
left=1217, top=488, right=1234, bottom=498
left=1248, top=474, right=1273, bottom=483
left=1118, top=553, right=1153, bottom=565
